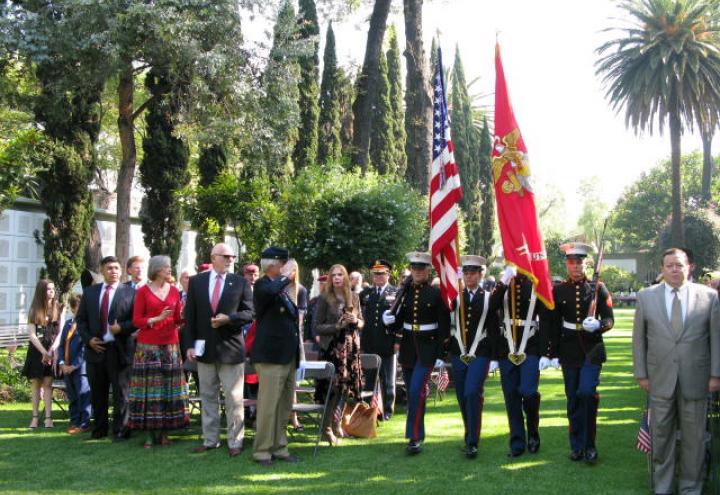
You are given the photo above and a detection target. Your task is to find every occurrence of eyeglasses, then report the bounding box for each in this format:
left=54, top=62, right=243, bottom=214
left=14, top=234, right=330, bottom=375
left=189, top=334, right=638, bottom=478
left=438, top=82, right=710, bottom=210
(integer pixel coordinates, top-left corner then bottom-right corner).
left=372, top=271, right=388, bottom=276
left=214, top=254, right=236, bottom=260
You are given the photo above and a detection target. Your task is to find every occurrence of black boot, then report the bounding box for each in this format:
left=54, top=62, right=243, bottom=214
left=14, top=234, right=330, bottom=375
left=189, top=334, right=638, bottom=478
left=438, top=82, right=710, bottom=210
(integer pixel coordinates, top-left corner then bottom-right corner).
left=524, top=394, right=541, bottom=454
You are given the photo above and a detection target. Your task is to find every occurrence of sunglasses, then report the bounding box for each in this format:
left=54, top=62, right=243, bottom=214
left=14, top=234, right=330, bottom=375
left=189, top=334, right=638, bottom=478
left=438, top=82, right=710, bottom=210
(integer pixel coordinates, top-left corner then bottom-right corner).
left=372, top=271, right=388, bottom=276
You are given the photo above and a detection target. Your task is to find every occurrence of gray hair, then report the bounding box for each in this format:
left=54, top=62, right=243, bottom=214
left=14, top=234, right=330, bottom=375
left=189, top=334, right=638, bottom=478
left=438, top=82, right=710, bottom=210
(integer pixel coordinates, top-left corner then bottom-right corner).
left=260, top=258, right=282, bottom=272
left=148, top=255, right=171, bottom=281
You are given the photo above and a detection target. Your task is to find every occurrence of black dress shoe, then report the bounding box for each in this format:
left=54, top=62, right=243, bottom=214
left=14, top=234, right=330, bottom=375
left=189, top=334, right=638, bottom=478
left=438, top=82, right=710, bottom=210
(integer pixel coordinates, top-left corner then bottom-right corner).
left=383, top=412, right=393, bottom=421
left=228, top=447, right=243, bottom=458
left=272, top=454, right=300, bottom=463
left=406, top=440, right=422, bottom=455
left=527, top=436, right=540, bottom=454
left=508, top=448, right=524, bottom=458
left=584, top=447, right=598, bottom=464
left=91, top=430, right=108, bottom=439
left=465, top=445, right=478, bottom=459
left=192, top=443, right=221, bottom=453
left=255, top=458, right=274, bottom=467
left=569, top=450, right=584, bottom=461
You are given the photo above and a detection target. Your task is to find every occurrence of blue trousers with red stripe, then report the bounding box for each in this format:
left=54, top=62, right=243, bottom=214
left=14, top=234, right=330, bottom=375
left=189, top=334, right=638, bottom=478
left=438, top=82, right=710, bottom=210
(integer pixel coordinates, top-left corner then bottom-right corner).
left=403, top=363, right=432, bottom=441
left=562, top=362, right=601, bottom=451
left=451, top=355, right=490, bottom=447
left=499, top=355, right=540, bottom=452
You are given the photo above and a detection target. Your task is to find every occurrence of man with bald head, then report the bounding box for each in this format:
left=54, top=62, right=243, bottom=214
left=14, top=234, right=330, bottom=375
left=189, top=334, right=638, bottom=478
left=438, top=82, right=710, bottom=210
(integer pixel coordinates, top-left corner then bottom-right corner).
left=184, top=243, right=254, bottom=457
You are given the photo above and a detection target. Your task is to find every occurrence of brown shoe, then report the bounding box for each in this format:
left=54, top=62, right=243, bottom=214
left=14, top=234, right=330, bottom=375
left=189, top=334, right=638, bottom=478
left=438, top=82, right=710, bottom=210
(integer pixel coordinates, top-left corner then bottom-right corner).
left=192, top=443, right=220, bottom=453
left=67, top=426, right=82, bottom=435
left=228, top=447, right=243, bottom=458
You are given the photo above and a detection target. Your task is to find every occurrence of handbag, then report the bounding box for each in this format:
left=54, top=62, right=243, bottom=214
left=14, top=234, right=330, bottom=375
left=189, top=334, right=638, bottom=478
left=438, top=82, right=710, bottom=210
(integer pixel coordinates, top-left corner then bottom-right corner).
left=341, top=401, right=377, bottom=438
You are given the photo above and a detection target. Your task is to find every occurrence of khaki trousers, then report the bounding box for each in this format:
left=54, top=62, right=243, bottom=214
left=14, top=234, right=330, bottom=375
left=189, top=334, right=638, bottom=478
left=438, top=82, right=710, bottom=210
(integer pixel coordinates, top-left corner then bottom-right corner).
left=650, top=388, right=707, bottom=495
left=197, top=361, right=245, bottom=449
left=253, top=361, right=296, bottom=461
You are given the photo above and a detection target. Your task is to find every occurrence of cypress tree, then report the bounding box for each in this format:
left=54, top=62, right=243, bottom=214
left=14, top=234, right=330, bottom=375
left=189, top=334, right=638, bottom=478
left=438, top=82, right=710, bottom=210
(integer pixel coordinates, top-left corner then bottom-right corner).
left=386, top=25, right=406, bottom=177
left=317, top=22, right=342, bottom=165
left=337, top=67, right=355, bottom=159
left=478, top=117, right=495, bottom=256
left=293, top=0, right=320, bottom=170
left=139, top=68, right=190, bottom=270
left=263, top=0, right=300, bottom=178
left=194, top=144, right=228, bottom=263
left=450, top=47, right=482, bottom=253
left=369, top=51, right=394, bottom=174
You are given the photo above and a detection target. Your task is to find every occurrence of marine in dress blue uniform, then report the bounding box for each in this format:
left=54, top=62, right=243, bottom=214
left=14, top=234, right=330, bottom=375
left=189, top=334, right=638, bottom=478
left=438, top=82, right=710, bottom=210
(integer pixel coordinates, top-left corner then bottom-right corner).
left=383, top=252, right=450, bottom=455
left=496, top=271, right=550, bottom=457
left=450, top=255, right=503, bottom=459
left=360, top=259, right=398, bottom=420
left=549, top=242, right=614, bottom=464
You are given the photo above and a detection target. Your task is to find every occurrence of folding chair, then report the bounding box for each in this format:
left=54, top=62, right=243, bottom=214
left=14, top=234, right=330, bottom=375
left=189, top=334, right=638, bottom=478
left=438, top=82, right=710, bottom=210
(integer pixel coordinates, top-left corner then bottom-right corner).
left=51, top=379, right=68, bottom=416
left=183, top=359, right=202, bottom=415
left=292, top=361, right=335, bottom=457
left=359, top=353, right=381, bottom=404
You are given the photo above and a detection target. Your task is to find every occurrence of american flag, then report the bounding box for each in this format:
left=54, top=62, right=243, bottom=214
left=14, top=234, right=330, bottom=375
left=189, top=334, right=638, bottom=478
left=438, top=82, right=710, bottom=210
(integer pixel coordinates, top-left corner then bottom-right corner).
left=433, top=366, right=450, bottom=392
left=636, top=407, right=651, bottom=453
left=429, top=45, right=463, bottom=311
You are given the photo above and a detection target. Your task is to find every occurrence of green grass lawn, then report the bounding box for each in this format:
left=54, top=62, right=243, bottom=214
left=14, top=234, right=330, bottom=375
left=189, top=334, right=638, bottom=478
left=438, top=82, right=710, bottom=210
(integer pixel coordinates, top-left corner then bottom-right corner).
left=0, top=309, right=650, bottom=494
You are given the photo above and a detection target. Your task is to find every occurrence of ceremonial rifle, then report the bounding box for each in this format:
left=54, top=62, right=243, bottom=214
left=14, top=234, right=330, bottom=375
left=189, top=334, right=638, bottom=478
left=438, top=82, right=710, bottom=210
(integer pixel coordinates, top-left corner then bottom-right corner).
left=588, top=218, right=609, bottom=319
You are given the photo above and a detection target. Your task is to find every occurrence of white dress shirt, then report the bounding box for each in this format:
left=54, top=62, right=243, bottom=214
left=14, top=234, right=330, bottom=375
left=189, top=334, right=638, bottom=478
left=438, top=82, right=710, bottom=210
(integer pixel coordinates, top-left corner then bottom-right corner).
left=664, top=282, right=688, bottom=324
left=99, top=282, right=119, bottom=342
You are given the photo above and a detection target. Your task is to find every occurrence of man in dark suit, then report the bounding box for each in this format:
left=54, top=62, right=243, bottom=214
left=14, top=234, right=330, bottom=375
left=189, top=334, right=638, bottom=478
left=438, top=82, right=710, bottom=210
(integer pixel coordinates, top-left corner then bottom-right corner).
left=76, top=255, right=136, bottom=440
left=251, top=247, right=300, bottom=466
left=633, top=248, right=720, bottom=494
left=360, top=259, right=397, bottom=420
left=124, top=255, right=145, bottom=289
left=184, top=242, right=254, bottom=457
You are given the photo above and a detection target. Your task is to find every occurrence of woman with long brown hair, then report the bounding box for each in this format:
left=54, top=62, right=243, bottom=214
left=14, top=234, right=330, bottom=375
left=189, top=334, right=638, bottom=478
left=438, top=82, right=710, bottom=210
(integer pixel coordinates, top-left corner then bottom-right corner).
left=312, top=264, right=364, bottom=444
left=22, top=279, right=61, bottom=429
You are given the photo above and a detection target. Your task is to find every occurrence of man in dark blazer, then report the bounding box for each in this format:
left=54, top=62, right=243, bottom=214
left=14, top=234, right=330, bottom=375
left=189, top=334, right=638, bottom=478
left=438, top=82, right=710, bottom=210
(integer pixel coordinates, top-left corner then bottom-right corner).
left=251, top=247, right=300, bottom=465
left=76, top=255, right=136, bottom=440
left=633, top=248, right=720, bottom=495
left=360, top=259, right=397, bottom=420
left=184, top=242, right=254, bottom=457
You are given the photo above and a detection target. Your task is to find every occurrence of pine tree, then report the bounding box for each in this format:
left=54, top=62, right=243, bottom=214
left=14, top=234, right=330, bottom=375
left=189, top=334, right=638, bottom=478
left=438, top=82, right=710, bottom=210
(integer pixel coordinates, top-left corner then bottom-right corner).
left=139, top=68, right=190, bottom=270
left=293, top=0, right=320, bottom=170
left=386, top=25, right=406, bottom=177
left=369, top=51, right=394, bottom=174
left=450, top=47, right=482, bottom=254
left=263, top=0, right=300, bottom=178
left=478, top=117, right=495, bottom=256
left=317, top=22, right=342, bottom=165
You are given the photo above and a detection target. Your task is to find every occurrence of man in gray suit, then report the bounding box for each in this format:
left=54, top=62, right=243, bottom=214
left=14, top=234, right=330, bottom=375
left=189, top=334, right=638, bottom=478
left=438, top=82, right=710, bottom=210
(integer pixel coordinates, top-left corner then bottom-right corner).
left=633, top=248, right=720, bottom=494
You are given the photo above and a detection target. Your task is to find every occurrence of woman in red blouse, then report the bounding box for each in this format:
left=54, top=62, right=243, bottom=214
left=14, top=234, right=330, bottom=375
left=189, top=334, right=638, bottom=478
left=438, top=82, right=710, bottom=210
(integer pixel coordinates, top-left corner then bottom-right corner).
left=129, top=255, right=189, bottom=448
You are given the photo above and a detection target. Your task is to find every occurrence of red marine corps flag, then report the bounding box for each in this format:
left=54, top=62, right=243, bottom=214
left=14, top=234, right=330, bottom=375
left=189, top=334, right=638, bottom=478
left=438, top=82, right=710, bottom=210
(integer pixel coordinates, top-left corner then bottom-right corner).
left=429, top=46, right=463, bottom=310
left=493, top=43, right=554, bottom=309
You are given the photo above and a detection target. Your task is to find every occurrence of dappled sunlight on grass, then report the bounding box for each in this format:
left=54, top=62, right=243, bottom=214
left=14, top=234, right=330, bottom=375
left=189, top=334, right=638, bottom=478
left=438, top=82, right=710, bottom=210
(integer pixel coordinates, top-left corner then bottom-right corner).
left=501, top=459, right=551, bottom=470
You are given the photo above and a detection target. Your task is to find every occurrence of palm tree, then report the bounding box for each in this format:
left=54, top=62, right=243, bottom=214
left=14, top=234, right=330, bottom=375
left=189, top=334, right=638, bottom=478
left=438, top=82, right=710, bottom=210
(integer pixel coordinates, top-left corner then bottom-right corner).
left=596, top=0, right=720, bottom=246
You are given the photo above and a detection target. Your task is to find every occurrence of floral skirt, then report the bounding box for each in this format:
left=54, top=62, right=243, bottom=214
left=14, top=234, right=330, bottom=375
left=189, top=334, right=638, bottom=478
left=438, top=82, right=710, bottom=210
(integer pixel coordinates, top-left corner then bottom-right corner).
left=128, top=343, right=188, bottom=431
left=324, top=329, right=364, bottom=400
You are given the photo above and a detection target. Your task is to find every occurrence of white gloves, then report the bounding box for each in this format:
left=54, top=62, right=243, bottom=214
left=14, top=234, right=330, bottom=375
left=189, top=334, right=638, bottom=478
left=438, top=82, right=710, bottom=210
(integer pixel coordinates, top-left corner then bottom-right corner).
left=382, top=310, right=396, bottom=326
left=435, top=359, right=445, bottom=369
left=550, top=358, right=560, bottom=369
left=538, top=356, right=552, bottom=371
left=582, top=317, right=601, bottom=332
left=489, top=360, right=499, bottom=373
left=501, top=265, right=517, bottom=285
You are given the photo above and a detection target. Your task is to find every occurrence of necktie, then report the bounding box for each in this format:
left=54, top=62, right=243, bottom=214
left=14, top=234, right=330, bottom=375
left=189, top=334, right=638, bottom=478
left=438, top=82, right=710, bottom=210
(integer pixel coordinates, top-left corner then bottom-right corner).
left=100, top=285, right=111, bottom=337
left=469, top=290, right=475, bottom=302
left=211, top=274, right=223, bottom=313
left=671, top=288, right=683, bottom=334
left=376, top=287, right=381, bottom=297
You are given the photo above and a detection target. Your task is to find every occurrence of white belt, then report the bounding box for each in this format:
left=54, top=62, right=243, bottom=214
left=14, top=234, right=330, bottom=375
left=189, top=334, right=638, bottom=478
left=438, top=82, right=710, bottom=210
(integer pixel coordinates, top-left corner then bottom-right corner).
left=403, top=323, right=439, bottom=332
left=563, top=320, right=583, bottom=331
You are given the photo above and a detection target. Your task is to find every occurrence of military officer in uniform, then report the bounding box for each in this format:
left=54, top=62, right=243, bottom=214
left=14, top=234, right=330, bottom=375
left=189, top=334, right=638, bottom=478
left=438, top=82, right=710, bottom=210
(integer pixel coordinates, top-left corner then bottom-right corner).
left=360, top=259, right=398, bottom=420
left=496, top=267, right=550, bottom=457
left=550, top=242, right=613, bottom=464
left=382, top=252, right=450, bottom=455
left=450, top=255, right=503, bottom=459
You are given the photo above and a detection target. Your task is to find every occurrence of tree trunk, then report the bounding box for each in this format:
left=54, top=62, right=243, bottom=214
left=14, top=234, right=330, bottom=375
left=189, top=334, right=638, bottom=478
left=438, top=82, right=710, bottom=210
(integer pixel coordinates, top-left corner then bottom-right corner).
left=351, top=0, right=392, bottom=172
left=84, top=218, right=103, bottom=274
left=669, top=111, right=684, bottom=247
left=403, top=0, right=432, bottom=194
left=116, top=60, right=136, bottom=279
left=701, top=122, right=714, bottom=203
